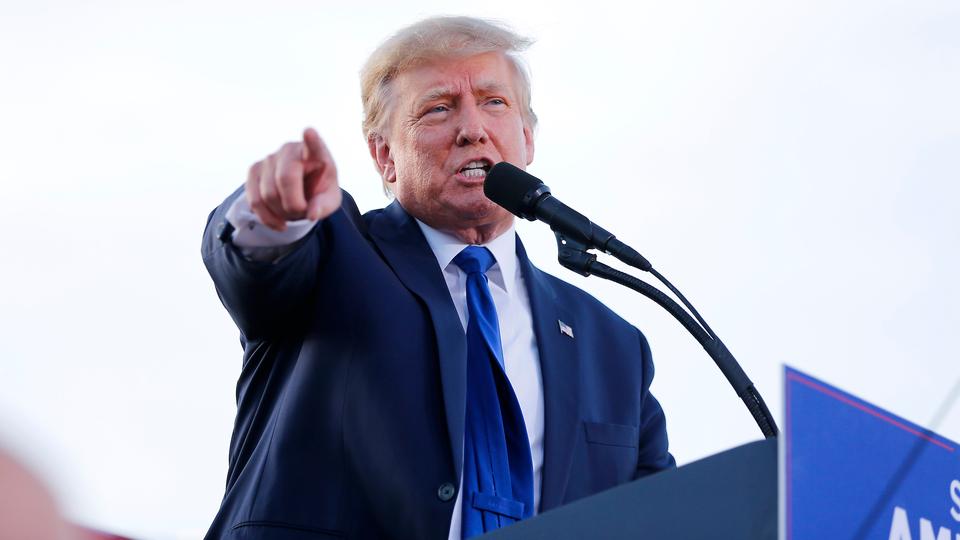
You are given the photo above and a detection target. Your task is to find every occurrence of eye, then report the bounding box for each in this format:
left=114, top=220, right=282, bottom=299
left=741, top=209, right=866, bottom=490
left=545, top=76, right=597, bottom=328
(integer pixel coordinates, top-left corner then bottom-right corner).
left=426, top=104, right=450, bottom=114
left=487, top=98, right=507, bottom=106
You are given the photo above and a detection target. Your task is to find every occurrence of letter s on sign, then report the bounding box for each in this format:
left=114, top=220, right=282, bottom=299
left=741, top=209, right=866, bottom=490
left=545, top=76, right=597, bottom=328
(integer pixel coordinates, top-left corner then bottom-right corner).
left=951, top=479, right=960, bottom=522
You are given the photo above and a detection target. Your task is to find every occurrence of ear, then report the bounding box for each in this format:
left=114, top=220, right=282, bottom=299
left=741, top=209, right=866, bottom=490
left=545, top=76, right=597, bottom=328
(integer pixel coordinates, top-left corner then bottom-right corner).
left=367, top=134, right=397, bottom=185
left=523, top=124, right=535, bottom=166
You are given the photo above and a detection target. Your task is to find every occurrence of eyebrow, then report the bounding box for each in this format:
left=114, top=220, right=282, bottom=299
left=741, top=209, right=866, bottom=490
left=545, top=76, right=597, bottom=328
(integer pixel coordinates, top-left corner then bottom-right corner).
left=414, top=80, right=514, bottom=108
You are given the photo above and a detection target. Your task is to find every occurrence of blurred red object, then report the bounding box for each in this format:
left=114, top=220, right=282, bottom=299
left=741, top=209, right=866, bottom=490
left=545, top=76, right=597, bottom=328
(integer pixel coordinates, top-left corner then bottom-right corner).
left=1, top=447, right=132, bottom=540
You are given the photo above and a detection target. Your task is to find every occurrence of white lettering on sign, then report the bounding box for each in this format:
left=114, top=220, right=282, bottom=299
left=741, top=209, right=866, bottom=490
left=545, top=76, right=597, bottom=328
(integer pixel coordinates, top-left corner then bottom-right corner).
left=919, top=518, right=952, bottom=540
left=951, top=479, right=960, bottom=522
left=889, top=507, right=960, bottom=540
left=890, top=506, right=912, bottom=540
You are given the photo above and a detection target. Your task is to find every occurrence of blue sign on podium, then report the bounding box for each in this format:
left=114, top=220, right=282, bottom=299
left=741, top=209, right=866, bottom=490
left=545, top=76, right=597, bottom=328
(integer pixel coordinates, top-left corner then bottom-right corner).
left=783, top=367, right=960, bottom=539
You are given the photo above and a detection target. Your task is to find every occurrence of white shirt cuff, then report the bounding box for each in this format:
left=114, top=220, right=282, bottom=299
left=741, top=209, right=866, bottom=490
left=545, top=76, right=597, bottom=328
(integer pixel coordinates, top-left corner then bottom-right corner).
left=225, top=196, right=318, bottom=261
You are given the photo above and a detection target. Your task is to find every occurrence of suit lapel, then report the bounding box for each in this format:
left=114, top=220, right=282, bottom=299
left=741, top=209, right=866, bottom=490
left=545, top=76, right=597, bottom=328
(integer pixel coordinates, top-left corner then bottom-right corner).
left=368, top=201, right=467, bottom=477
left=516, top=239, right=581, bottom=511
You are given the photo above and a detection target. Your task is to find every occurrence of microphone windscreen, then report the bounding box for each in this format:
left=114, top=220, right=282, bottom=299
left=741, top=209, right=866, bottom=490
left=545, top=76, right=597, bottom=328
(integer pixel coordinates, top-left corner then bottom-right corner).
left=484, top=162, right=545, bottom=217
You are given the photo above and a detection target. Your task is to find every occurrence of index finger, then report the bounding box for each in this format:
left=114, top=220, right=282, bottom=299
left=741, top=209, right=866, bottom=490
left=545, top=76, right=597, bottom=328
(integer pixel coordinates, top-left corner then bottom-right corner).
left=302, top=127, right=329, bottom=164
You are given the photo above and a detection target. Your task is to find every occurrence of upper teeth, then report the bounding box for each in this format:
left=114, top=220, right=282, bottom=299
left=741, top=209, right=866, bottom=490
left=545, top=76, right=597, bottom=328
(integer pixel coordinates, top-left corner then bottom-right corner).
left=462, top=161, right=487, bottom=171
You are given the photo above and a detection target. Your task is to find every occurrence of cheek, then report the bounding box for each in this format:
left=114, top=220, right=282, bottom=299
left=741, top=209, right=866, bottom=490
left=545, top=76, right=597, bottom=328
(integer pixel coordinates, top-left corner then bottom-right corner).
left=391, top=126, right=455, bottom=199
left=493, top=119, right=529, bottom=157
left=395, top=148, right=441, bottom=199
left=411, top=142, right=448, bottom=183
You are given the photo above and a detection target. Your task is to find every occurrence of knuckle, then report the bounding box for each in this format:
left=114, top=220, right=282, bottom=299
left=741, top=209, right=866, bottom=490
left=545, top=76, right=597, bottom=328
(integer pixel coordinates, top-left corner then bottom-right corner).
left=278, top=142, right=302, bottom=160
left=263, top=154, right=277, bottom=172
left=263, top=185, right=277, bottom=204
left=275, top=168, right=300, bottom=186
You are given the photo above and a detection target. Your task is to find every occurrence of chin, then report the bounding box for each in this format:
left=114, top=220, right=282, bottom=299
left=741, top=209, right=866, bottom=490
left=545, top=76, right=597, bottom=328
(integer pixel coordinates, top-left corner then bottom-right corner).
left=451, top=197, right=509, bottom=222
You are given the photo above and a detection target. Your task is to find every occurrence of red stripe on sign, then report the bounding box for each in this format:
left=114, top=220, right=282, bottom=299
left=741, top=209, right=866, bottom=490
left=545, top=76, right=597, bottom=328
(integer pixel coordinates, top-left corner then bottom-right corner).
left=787, top=372, right=954, bottom=452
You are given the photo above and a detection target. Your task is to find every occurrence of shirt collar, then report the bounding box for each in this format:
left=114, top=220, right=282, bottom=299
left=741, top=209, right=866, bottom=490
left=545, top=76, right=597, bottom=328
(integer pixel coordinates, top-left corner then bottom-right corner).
left=415, top=219, right=518, bottom=294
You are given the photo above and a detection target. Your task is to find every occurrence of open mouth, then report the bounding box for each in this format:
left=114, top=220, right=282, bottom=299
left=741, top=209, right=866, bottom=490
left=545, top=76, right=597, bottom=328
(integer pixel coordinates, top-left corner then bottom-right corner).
left=458, top=160, right=492, bottom=178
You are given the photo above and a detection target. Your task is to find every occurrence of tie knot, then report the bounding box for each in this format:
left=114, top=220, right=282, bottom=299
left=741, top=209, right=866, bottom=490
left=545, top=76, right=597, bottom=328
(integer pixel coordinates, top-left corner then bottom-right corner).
left=452, top=246, right=496, bottom=275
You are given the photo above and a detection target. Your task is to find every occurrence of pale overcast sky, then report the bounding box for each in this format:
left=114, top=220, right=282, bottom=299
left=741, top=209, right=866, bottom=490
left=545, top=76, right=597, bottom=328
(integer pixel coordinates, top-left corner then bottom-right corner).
left=1, top=1, right=958, bottom=538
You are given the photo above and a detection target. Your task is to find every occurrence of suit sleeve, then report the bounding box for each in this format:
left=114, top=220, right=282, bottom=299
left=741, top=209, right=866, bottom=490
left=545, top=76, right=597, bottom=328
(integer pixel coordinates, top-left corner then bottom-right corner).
left=634, top=328, right=677, bottom=478
left=200, top=187, right=352, bottom=342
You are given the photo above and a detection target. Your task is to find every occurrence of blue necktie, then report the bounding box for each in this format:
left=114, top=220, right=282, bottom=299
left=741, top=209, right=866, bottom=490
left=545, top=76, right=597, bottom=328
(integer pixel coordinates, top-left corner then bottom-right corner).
left=452, top=246, right=534, bottom=538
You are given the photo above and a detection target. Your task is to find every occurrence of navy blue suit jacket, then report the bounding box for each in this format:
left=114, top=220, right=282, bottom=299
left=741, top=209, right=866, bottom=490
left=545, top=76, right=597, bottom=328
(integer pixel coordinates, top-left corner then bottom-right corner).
left=201, top=190, right=675, bottom=539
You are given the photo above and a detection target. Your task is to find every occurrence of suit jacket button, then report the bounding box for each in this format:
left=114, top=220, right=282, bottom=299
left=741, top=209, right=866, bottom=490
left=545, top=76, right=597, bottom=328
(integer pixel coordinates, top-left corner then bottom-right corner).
left=437, top=482, right=456, bottom=502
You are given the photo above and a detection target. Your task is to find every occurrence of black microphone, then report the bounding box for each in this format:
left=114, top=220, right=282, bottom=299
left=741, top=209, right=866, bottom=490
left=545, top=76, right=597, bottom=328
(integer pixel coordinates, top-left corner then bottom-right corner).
left=484, top=162, right=651, bottom=271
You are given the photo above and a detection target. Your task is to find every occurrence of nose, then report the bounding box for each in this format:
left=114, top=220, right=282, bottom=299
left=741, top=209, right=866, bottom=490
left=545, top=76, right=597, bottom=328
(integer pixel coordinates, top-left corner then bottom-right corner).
left=455, top=101, right=488, bottom=146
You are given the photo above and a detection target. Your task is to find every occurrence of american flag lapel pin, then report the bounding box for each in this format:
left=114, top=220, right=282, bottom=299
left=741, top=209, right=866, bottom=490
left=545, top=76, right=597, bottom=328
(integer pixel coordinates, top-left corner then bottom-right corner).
left=558, top=320, right=574, bottom=339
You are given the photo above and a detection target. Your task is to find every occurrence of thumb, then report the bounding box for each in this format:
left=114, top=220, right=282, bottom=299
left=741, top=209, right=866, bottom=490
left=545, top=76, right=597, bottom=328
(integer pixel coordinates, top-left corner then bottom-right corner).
left=307, top=185, right=343, bottom=222
left=305, top=159, right=341, bottom=221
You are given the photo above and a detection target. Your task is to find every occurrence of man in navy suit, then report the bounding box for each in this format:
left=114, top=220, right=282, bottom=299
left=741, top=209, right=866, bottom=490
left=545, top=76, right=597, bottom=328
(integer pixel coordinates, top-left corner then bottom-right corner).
left=202, top=16, right=675, bottom=540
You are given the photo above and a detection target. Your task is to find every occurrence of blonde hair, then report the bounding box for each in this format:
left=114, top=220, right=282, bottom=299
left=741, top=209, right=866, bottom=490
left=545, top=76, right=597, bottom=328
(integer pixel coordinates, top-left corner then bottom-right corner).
left=360, top=16, right=538, bottom=143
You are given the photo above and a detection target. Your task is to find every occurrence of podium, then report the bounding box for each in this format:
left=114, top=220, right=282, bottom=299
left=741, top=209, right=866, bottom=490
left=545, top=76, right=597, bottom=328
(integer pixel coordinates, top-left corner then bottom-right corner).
left=484, top=367, right=960, bottom=539
left=484, top=439, right=777, bottom=540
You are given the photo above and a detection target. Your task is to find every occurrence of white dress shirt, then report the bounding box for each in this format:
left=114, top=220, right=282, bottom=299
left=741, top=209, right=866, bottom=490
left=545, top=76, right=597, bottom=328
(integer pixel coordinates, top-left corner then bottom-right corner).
left=226, top=196, right=545, bottom=539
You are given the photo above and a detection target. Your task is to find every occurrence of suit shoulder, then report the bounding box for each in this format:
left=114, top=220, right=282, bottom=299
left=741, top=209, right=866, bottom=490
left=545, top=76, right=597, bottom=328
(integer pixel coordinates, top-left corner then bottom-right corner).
left=360, top=203, right=387, bottom=225
left=317, top=189, right=376, bottom=238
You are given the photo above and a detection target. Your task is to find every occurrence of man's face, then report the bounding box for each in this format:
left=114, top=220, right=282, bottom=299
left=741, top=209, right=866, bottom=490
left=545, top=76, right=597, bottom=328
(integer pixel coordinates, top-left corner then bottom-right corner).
left=372, top=52, right=535, bottom=235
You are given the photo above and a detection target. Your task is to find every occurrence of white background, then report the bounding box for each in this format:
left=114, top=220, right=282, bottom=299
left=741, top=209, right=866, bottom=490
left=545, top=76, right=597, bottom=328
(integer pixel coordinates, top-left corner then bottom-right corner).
left=1, top=1, right=958, bottom=538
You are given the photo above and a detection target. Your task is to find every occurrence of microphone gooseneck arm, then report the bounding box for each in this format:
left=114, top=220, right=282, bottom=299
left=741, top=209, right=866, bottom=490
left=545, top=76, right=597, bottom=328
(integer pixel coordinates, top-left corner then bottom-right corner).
left=484, top=161, right=779, bottom=438
left=555, top=232, right=779, bottom=438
